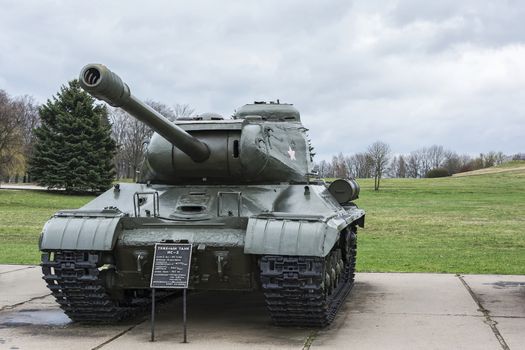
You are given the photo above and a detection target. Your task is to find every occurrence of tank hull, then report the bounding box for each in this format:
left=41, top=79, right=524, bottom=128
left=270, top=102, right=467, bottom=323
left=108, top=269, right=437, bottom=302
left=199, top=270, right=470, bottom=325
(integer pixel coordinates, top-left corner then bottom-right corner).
left=40, top=182, right=364, bottom=292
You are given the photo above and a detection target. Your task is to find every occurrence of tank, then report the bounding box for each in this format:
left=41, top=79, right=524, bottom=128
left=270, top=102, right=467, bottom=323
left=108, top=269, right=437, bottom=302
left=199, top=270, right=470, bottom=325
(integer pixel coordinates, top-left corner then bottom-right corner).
left=39, top=63, right=365, bottom=327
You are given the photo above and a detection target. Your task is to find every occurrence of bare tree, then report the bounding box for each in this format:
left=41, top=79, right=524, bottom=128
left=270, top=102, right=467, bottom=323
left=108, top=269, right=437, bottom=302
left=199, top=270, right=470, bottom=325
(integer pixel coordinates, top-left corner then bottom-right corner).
left=367, top=141, right=391, bottom=190
left=388, top=155, right=407, bottom=178
left=109, top=107, right=153, bottom=181
left=0, top=90, right=26, bottom=181
left=14, top=95, right=40, bottom=182
left=442, top=151, right=461, bottom=175
left=494, top=151, right=506, bottom=165
left=344, top=155, right=353, bottom=177
left=419, top=148, right=432, bottom=176
left=173, top=103, right=196, bottom=119
left=346, top=152, right=373, bottom=178
left=109, top=108, right=132, bottom=179
left=389, top=156, right=398, bottom=178
left=145, top=101, right=196, bottom=121
left=484, top=151, right=499, bottom=167
left=405, top=152, right=420, bottom=178
left=125, top=117, right=153, bottom=181
left=315, top=160, right=329, bottom=178
left=406, top=148, right=432, bottom=178
left=397, top=155, right=407, bottom=178
left=427, top=145, right=446, bottom=169
left=330, top=155, right=343, bottom=178
left=109, top=100, right=195, bottom=181
left=333, top=152, right=348, bottom=178
left=324, top=161, right=334, bottom=178
left=146, top=100, right=177, bottom=121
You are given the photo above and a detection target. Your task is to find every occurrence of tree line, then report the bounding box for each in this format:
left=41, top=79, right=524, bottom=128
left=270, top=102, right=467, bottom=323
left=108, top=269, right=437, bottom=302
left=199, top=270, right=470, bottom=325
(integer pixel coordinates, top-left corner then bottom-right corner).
left=316, top=142, right=523, bottom=189
left=0, top=90, right=39, bottom=182
left=1, top=81, right=523, bottom=192
left=109, top=101, right=195, bottom=181
left=0, top=81, right=195, bottom=189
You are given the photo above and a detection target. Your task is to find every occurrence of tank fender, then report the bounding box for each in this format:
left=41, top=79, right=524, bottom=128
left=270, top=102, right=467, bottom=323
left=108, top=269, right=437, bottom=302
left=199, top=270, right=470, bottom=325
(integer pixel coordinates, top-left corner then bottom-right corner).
left=39, top=210, right=124, bottom=251
left=245, top=215, right=341, bottom=257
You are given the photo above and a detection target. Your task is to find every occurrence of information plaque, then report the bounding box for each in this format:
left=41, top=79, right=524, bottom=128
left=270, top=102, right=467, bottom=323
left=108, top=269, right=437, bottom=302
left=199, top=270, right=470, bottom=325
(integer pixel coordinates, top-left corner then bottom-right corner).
left=150, top=243, right=192, bottom=289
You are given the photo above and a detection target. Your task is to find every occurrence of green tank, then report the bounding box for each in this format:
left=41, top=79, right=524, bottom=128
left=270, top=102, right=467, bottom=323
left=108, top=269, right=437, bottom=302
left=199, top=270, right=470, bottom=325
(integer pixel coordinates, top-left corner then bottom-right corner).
left=39, top=63, right=365, bottom=327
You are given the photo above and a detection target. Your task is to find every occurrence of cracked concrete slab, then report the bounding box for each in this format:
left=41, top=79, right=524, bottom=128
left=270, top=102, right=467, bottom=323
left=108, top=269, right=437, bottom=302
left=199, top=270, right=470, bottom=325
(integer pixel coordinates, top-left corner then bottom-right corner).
left=0, top=316, right=140, bottom=350
left=314, top=313, right=500, bottom=350
left=312, top=273, right=502, bottom=349
left=461, top=274, right=525, bottom=350
left=0, top=293, right=142, bottom=350
left=340, top=273, right=480, bottom=316
left=0, top=265, right=33, bottom=274
left=0, top=269, right=524, bottom=350
left=0, top=266, right=49, bottom=309
left=493, top=317, right=525, bottom=350
left=461, top=275, right=525, bottom=318
left=101, top=291, right=310, bottom=350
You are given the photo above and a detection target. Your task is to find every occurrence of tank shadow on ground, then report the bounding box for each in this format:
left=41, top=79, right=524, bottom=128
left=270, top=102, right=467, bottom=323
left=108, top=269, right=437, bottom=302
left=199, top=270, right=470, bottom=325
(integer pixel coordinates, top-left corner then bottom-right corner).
left=0, top=289, right=312, bottom=346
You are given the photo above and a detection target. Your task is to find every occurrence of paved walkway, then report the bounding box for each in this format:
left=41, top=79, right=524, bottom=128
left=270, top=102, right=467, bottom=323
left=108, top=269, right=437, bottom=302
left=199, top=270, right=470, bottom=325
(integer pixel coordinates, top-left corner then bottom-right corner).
left=0, top=184, right=48, bottom=190
left=0, top=265, right=523, bottom=349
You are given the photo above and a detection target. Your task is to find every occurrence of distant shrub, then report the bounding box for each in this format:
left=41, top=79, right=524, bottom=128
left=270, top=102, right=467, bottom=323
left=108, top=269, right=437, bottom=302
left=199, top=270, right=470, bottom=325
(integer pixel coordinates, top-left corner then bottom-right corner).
left=426, top=168, right=450, bottom=178
left=512, top=153, right=525, bottom=161
left=457, top=163, right=475, bottom=173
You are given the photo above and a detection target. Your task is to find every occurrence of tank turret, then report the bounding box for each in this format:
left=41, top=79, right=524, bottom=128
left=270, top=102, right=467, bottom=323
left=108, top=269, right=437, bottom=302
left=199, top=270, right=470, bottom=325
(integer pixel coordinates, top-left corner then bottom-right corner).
left=79, top=64, right=311, bottom=184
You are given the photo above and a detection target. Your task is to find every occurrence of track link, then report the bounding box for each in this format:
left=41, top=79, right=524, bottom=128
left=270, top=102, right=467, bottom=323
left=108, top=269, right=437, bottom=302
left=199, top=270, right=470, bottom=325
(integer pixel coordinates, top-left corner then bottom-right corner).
left=41, top=251, right=145, bottom=323
left=260, top=228, right=357, bottom=327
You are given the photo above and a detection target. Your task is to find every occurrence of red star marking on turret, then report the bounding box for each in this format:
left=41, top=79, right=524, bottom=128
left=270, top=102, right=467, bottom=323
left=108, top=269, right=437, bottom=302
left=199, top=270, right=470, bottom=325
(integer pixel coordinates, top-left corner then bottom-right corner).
left=287, top=146, right=296, bottom=160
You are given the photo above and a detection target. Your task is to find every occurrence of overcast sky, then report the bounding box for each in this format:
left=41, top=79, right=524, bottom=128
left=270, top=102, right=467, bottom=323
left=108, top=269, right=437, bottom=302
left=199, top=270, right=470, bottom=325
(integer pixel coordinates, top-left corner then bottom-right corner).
left=1, top=0, right=524, bottom=160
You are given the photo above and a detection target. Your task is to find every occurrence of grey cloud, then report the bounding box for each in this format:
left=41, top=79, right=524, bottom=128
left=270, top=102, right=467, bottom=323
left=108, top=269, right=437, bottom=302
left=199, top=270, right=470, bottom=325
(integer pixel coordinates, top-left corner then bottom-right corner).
left=386, top=0, right=525, bottom=51
left=0, top=0, right=523, bottom=160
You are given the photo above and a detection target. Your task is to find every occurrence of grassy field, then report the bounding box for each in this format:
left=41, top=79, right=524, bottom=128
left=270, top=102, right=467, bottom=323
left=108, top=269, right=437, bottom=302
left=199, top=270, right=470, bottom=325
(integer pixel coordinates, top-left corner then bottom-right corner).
left=0, top=190, right=94, bottom=264
left=452, top=160, right=525, bottom=177
left=356, top=164, right=525, bottom=274
left=0, top=164, right=524, bottom=274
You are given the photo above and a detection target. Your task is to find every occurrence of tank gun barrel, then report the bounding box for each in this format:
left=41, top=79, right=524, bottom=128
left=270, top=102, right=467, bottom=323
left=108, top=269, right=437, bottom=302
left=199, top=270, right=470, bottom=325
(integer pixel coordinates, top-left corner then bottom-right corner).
left=79, top=64, right=210, bottom=162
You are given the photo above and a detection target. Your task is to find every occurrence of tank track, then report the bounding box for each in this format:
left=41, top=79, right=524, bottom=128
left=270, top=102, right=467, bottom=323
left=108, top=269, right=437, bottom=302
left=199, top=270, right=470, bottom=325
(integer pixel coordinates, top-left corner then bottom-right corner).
left=41, top=251, right=147, bottom=323
left=260, top=229, right=357, bottom=327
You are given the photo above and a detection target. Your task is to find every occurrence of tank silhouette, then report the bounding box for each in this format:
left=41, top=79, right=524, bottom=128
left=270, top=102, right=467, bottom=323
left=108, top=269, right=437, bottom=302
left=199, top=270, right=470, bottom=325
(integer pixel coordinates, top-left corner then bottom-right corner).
left=39, top=64, right=365, bottom=327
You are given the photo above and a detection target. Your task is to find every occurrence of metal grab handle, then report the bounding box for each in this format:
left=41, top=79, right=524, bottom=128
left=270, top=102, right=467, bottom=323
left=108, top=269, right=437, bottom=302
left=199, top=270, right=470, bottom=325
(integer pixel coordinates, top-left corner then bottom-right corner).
left=133, top=191, right=160, bottom=217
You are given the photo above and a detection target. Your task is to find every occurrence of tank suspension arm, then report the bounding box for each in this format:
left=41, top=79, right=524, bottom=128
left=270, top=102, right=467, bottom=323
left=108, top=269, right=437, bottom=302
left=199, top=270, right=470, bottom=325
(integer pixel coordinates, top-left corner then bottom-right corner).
left=79, top=63, right=210, bottom=162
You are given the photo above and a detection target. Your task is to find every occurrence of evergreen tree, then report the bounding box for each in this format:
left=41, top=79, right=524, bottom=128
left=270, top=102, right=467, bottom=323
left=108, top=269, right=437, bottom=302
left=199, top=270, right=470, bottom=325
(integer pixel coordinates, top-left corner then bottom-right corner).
left=30, top=80, right=116, bottom=192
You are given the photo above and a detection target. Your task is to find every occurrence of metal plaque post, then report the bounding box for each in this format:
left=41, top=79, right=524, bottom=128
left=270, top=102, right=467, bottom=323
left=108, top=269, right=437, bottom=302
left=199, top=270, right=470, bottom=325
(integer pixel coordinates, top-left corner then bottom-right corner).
left=150, top=243, right=193, bottom=343
left=151, top=288, right=156, bottom=342
left=183, top=288, right=187, bottom=343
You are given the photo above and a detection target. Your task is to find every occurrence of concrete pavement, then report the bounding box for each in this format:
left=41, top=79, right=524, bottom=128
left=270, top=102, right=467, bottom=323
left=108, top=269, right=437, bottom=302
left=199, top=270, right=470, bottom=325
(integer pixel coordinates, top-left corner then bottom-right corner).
left=0, top=184, right=48, bottom=191
left=0, top=266, right=523, bottom=349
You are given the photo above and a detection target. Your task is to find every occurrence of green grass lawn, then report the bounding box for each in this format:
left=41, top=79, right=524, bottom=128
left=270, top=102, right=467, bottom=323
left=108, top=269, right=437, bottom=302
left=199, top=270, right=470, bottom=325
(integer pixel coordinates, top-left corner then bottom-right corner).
left=0, top=168, right=524, bottom=274
left=355, top=169, right=525, bottom=274
left=0, top=190, right=94, bottom=264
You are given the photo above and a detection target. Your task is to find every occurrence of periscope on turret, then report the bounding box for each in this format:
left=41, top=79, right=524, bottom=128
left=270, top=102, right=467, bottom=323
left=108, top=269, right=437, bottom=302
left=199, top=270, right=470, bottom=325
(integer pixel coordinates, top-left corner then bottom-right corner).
left=38, top=63, right=365, bottom=327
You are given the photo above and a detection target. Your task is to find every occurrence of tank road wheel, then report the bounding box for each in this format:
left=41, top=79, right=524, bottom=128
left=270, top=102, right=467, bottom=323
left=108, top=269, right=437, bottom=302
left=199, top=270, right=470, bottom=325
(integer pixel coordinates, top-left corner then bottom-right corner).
left=341, top=227, right=358, bottom=283
left=41, top=251, right=149, bottom=323
left=260, top=246, right=354, bottom=327
left=326, top=250, right=342, bottom=296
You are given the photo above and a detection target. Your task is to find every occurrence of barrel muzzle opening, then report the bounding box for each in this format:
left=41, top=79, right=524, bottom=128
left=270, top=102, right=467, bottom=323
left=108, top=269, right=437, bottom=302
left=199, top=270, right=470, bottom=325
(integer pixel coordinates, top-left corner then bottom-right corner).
left=83, top=67, right=101, bottom=86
